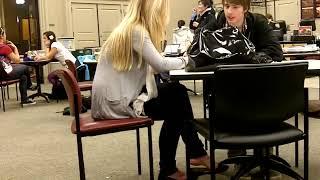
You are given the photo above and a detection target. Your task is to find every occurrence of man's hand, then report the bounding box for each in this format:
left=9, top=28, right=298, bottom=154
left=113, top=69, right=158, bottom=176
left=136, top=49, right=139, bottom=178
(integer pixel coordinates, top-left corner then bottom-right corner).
left=193, top=22, right=199, bottom=28
left=34, top=55, right=41, bottom=61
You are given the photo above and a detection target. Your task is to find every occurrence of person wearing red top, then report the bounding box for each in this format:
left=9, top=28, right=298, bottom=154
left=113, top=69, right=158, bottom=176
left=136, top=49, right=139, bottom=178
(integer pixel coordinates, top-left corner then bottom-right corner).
left=0, top=27, right=36, bottom=105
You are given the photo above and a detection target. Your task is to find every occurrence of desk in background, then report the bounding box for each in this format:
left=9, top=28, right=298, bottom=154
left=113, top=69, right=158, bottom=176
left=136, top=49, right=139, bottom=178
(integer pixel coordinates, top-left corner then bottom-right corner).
left=21, top=60, right=51, bottom=102
left=283, top=51, right=320, bottom=58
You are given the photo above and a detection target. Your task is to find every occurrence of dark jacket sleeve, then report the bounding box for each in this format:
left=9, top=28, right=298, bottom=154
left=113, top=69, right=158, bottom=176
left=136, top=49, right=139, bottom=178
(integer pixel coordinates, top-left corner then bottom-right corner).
left=251, top=14, right=283, bottom=62
left=193, top=10, right=217, bottom=35
left=189, top=17, right=197, bottom=30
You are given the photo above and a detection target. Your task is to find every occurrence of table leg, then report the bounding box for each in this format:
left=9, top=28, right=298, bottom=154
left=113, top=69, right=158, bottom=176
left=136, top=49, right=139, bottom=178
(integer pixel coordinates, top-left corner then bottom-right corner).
left=27, top=64, right=49, bottom=103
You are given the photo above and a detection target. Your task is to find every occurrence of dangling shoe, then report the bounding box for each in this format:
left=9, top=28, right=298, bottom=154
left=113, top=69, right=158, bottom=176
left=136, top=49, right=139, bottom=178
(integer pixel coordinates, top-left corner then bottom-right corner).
left=190, top=155, right=229, bottom=173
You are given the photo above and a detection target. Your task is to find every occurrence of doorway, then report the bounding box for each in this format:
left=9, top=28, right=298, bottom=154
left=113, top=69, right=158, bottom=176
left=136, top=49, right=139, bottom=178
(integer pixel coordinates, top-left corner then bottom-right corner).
left=1, top=0, right=41, bottom=54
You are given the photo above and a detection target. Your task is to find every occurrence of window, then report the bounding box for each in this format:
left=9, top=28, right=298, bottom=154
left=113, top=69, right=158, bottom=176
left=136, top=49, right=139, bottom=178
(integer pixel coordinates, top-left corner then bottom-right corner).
left=301, top=0, right=320, bottom=18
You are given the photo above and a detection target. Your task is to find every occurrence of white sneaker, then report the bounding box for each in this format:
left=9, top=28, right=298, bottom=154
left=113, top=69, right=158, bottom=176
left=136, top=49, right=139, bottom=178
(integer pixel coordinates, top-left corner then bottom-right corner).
left=22, top=99, right=36, bottom=106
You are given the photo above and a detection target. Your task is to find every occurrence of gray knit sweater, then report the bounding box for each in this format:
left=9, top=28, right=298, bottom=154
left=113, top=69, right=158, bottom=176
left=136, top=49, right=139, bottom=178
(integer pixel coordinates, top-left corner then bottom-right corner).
left=91, top=29, right=186, bottom=119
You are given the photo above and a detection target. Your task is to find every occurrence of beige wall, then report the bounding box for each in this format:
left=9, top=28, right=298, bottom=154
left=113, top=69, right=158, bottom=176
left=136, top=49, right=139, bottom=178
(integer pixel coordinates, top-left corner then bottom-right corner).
left=38, top=0, right=198, bottom=45
left=0, top=0, right=3, bottom=27
left=37, top=0, right=320, bottom=46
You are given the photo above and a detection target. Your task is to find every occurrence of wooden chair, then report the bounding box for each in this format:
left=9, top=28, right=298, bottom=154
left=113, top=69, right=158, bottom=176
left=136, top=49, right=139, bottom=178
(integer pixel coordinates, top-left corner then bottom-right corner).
left=0, top=65, right=19, bottom=112
left=65, top=60, right=92, bottom=91
left=53, top=68, right=154, bottom=180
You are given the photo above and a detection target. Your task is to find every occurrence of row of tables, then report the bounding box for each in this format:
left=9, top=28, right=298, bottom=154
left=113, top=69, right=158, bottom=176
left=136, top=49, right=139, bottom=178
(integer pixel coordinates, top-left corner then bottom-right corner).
left=20, top=42, right=320, bottom=104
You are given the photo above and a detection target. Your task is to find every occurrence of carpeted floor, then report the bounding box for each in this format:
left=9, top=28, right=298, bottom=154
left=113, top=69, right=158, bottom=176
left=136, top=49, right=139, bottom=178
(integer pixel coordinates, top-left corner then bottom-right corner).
left=0, top=79, right=320, bottom=180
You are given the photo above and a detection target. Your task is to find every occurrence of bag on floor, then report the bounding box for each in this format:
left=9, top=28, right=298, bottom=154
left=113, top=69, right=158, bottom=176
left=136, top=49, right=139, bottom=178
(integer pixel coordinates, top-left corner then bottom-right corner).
left=49, top=84, right=68, bottom=100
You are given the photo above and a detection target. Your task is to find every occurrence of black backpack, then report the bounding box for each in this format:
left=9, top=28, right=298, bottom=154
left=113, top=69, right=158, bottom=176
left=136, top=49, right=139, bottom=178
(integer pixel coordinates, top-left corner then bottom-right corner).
left=186, top=26, right=271, bottom=72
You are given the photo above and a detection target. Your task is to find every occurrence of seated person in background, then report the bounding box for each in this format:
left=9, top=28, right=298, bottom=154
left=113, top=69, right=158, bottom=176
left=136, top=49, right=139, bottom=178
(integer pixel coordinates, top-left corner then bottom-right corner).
left=189, top=0, right=216, bottom=33
left=35, top=31, right=79, bottom=99
left=91, top=0, right=227, bottom=179
left=266, top=13, right=273, bottom=22
left=173, top=20, right=194, bottom=53
left=0, top=27, right=36, bottom=105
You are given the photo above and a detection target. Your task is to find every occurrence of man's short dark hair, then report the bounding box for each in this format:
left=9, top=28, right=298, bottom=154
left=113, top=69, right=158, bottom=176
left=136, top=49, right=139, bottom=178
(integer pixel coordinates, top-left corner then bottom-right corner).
left=199, top=0, right=211, bottom=7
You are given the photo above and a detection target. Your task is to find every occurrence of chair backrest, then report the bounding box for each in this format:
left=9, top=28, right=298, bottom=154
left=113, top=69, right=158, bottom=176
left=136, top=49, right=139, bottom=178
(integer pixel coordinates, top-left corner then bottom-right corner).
left=0, top=63, right=6, bottom=80
left=52, top=68, right=82, bottom=116
left=212, top=62, right=308, bottom=131
left=65, top=59, right=78, bottom=80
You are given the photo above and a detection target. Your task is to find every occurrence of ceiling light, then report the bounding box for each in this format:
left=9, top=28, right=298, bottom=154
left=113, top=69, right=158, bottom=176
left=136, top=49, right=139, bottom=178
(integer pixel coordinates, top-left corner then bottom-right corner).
left=16, top=0, right=25, bottom=5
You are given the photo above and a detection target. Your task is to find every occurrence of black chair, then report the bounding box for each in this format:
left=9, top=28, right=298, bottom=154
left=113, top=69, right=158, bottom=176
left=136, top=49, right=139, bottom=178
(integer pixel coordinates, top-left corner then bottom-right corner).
left=0, top=64, right=19, bottom=112
left=186, top=62, right=309, bottom=180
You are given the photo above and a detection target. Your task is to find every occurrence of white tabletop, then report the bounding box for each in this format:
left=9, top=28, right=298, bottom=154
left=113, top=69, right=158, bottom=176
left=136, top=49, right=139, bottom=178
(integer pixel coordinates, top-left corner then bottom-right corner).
left=169, top=60, right=320, bottom=80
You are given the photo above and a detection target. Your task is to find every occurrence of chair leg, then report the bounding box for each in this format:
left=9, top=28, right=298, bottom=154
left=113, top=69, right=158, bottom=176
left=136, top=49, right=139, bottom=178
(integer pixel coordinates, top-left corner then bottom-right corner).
left=268, top=158, right=303, bottom=180
left=204, top=139, right=208, bottom=150
left=210, top=147, right=216, bottom=180
left=76, top=135, right=86, bottom=180
left=147, top=126, right=154, bottom=180
left=275, top=146, right=279, bottom=156
left=7, top=85, right=10, bottom=99
left=1, top=86, right=5, bottom=112
left=295, top=114, right=299, bottom=167
left=15, top=83, right=18, bottom=101
left=269, top=155, right=291, bottom=167
left=185, top=130, right=191, bottom=179
left=3, top=86, right=6, bottom=100
left=136, top=128, right=142, bottom=175
left=265, top=148, right=271, bottom=180
left=304, top=135, right=309, bottom=180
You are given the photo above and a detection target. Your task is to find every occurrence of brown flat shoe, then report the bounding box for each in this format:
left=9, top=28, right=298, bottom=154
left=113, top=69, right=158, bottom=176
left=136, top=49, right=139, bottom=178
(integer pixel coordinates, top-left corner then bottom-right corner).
left=190, top=156, right=229, bottom=173
left=158, top=169, right=186, bottom=180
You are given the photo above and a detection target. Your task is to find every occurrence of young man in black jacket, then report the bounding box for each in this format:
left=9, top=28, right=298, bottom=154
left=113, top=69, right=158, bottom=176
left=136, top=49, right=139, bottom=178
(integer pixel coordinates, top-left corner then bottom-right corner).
left=204, top=0, right=283, bottom=178
left=205, top=0, right=283, bottom=62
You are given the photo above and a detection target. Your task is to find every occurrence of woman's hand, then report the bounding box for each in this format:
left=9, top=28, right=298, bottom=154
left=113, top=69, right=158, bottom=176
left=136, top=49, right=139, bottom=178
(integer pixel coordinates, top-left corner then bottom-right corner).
left=6, top=41, right=17, bottom=51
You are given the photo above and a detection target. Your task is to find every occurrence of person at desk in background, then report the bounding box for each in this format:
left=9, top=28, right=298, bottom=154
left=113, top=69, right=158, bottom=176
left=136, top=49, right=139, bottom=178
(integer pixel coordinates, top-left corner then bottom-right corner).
left=266, top=13, right=276, bottom=29
left=173, top=20, right=194, bottom=53
left=0, top=27, right=36, bottom=105
left=189, top=0, right=216, bottom=33
left=35, top=31, right=79, bottom=99
left=91, top=0, right=227, bottom=179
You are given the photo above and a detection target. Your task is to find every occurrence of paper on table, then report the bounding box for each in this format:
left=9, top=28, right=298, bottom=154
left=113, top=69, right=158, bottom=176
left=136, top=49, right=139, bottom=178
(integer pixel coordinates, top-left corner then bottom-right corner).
left=164, top=44, right=180, bottom=55
left=283, top=44, right=319, bottom=53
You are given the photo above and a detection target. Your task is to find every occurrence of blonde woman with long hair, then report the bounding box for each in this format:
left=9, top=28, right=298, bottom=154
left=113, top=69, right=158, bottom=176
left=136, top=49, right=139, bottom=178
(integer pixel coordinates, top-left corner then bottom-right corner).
left=91, top=0, right=225, bottom=179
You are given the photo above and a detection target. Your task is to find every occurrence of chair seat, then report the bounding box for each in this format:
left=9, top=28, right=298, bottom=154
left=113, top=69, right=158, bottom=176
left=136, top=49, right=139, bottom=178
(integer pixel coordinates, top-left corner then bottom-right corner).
left=194, top=118, right=305, bottom=149
left=78, top=81, right=92, bottom=91
left=71, top=114, right=154, bottom=136
left=0, top=79, right=19, bottom=86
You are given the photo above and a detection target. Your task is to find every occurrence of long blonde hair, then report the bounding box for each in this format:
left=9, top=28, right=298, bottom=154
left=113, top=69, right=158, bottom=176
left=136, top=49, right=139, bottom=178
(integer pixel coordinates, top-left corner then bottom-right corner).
left=103, top=0, right=169, bottom=72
